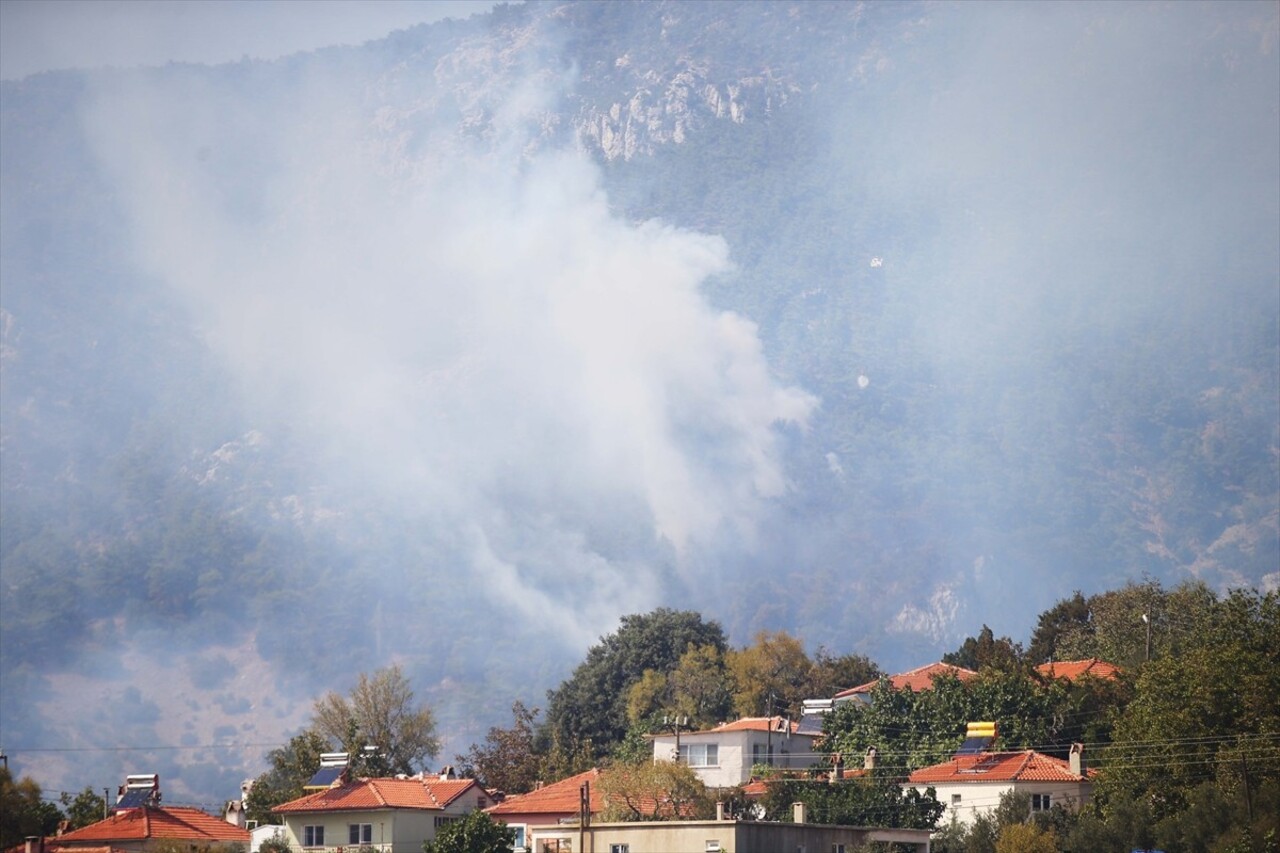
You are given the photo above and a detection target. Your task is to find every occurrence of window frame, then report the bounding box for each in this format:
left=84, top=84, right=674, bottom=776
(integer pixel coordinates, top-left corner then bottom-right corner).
left=348, top=823, right=372, bottom=845
left=678, top=742, right=719, bottom=767
left=303, top=825, right=325, bottom=848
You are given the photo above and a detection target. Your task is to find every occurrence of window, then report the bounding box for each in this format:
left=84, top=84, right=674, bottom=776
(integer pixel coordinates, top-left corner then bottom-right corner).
left=303, top=826, right=324, bottom=847
left=705, top=842, right=721, bottom=853
left=609, top=846, right=629, bottom=853
left=679, top=743, right=719, bottom=767
left=510, top=825, right=526, bottom=850
left=831, top=845, right=846, bottom=853
left=348, top=824, right=372, bottom=845
left=951, top=793, right=962, bottom=806
left=752, top=743, right=772, bottom=766
left=1031, top=793, right=1052, bottom=811
left=434, top=815, right=460, bottom=828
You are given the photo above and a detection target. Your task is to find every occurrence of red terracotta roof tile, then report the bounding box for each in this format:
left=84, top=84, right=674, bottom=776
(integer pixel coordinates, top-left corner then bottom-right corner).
left=908, top=750, right=1088, bottom=784
left=698, top=716, right=804, bottom=735
left=275, top=778, right=481, bottom=814
left=420, top=779, right=478, bottom=808
left=835, top=662, right=978, bottom=698
left=53, top=808, right=248, bottom=844
left=1035, top=658, right=1121, bottom=682
left=486, top=770, right=603, bottom=816
left=740, top=768, right=868, bottom=799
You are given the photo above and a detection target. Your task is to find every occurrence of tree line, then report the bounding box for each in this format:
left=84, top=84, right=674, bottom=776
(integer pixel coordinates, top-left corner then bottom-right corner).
left=5, top=581, right=1275, bottom=853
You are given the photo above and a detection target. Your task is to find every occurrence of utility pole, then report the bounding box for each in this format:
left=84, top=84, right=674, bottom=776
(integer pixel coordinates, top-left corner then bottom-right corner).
left=766, top=693, right=777, bottom=766
left=1242, top=749, right=1254, bottom=824
left=663, top=714, right=689, bottom=762
left=1142, top=613, right=1151, bottom=662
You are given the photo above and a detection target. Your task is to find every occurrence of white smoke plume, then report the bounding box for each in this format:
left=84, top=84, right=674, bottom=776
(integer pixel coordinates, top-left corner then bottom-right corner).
left=81, top=59, right=816, bottom=652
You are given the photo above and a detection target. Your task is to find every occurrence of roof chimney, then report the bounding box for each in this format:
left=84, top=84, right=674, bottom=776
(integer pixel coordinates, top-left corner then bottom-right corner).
left=715, top=801, right=725, bottom=821
left=1069, top=743, right=1084, bottom=777
left=864, top=746, right=877, bottom=771
left=792, top=802, right=807, bottom=824
left=828, top=753, right=843, bottom=783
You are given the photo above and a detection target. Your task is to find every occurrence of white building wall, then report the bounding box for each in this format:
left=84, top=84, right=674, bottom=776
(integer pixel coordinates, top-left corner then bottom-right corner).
left=282, top=810, right=436, bottom=853
left=911, top=780, right=1092, bottom=827
left=652, top=730, right=820, bottom=788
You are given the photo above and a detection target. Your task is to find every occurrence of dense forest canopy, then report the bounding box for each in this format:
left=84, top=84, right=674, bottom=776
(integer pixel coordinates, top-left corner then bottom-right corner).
left=1, top=0, right=1276, bottom=807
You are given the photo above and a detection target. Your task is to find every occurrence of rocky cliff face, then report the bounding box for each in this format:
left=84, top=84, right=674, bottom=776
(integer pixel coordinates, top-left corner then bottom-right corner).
left=358, top=1, right=906, bottom=166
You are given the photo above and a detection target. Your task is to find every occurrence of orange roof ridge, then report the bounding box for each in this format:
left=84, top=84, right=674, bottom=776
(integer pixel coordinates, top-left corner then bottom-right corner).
left=909, top=748, right=1086, bottom=784
left=486, top=769, right=602, bottom=816
left=835, top=661, right=979, bottom=697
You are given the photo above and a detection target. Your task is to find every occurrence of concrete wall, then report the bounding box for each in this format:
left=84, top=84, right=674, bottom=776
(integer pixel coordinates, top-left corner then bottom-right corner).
left=527, top=820, right=931, bottom=853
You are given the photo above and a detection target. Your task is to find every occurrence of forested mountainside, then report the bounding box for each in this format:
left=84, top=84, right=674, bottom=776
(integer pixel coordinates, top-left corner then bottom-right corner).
left=1, top=0, right=1276, bottom=803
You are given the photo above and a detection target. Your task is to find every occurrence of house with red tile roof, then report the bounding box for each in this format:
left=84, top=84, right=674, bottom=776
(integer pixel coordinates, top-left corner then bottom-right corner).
left=834, top=662, right=979, bottom=706
left=1034, top=658, right=1121, bottom=682
left=38, top=806, right=250, bottom=853
left=903, top=744, right=1093, bottom=827
left=485, top=769, right=602, bottom=852
left=650, top=716, right=823, bottom=789
left=272, top=773, right=490, bottom=853
left=485, top=767, right=735, bottom=853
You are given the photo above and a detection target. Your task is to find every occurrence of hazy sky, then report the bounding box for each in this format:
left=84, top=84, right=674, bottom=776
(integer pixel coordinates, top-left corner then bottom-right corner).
left=0, top=0, right=500, bottom=81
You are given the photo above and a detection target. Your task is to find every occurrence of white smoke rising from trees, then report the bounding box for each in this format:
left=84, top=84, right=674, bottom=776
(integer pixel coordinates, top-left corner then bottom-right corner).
left=82, top=61, right=816, bottom=649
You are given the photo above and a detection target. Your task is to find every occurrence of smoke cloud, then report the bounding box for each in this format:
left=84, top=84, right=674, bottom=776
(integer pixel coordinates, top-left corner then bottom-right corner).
left=81, top=56, right=816, bottom=654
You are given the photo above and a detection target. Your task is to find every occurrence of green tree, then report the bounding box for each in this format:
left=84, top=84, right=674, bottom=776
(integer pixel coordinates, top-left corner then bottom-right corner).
left=806, top=649, right=881, bottom=698
left=942, top=625, right=1024, bottom=673
left=994, top=822, right=1056, bottom=853
left=624, top=669, right=673, bottom=727
left=1052, top=579, right=1224, bottom=669
left=822, top=667, right=1091, bottom=773
left=0, top=768, right=64, bottom=849
left=245, top=730, right=331, bottom=825
left=1026, top=590, right=1091, bottom=665
left=542, top=609, right=727, bottom=761
left=422, top=811, right=515, bottom=853
left=59, top=787, right=106, bottom=830
left=597, top=760, right=715, bottom=822
left=258, top=837, right=292, bottom=853
left=759, top=774, right=943, bottom=829
left=1097, top=588, right=1279, bottom=835
left=312, top=665, right=440, bottom=776
left=625, top=643, right=735, bottom=731
left=667, top=642, right=735, bottom=727
left=457, top=701, right=543, bottom=795
left=726, top=630, right=814, bottom=718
